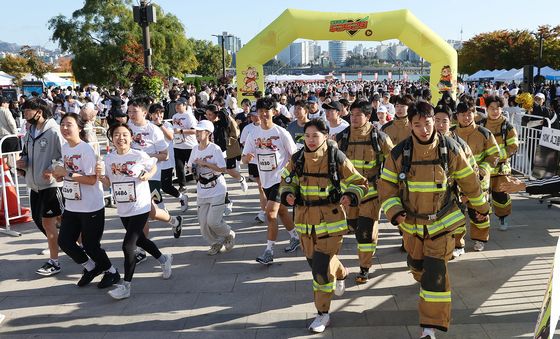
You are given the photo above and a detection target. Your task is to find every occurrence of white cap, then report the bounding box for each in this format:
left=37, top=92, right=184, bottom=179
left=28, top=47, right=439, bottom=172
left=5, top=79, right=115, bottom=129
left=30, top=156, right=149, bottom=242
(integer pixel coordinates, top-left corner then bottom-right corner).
left=535, top=93, right=546, bottom=100
left=194, top=120, right=214, bottom=134
left=377, top=105, right=388, bottom=113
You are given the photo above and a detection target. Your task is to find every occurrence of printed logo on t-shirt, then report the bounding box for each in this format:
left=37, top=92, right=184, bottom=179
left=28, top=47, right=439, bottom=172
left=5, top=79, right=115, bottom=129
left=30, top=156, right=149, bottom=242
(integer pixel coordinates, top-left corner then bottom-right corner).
left=64, top=154, right=82, bottom=173
left=132, top=132, right=149, bottom=147
left=254, top=136, right=280, bottom=151
left=110, top=161, right=139, bottom=177
left=173, top=117, right=187, bottom=127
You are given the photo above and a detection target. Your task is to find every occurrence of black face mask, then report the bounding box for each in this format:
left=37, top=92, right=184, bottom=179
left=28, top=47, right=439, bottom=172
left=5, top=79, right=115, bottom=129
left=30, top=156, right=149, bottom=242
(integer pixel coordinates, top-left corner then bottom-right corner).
left=26, top=111, right=40, bottom=126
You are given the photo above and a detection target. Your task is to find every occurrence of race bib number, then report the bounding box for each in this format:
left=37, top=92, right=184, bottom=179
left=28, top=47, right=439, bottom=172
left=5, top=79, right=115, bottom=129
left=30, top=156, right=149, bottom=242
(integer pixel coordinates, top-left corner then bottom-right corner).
left=173, top=133, right=184, bottom=144
left=258, top=153, right=277, bottom=172
left=62, top=180, right=81, bottom=200
left=112, top=182, right=137, bottom=203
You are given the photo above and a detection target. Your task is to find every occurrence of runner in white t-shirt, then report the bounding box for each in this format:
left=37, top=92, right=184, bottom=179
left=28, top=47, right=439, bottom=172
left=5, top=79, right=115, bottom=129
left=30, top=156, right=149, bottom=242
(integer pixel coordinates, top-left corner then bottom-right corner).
left=97, top=123, right=173, bottom=300
left=172, top=97, right=198, bottom=192
left=241, top=97, right=299, bottom=265
left=127, top=99, right=183, bottom=264
left=53, top=113, right=119, bottom=289
left=187, top=120, right=235, bottom=255
left=239, top=108, right=267, bottom=223
left=323, top=101, right=350, bottom=140
left=148, top=104, right=188, bottom=212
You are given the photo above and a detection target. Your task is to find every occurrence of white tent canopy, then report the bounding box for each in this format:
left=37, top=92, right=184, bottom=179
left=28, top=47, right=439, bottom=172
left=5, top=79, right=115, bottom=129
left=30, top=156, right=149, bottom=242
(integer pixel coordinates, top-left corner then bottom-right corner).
left=0, top=71, right=14, bottom=79
left=468, top=66, right=560, bottom=82
left=265, top=74, right=334, bottom=82
left=0, top=75, right=13, bottom=86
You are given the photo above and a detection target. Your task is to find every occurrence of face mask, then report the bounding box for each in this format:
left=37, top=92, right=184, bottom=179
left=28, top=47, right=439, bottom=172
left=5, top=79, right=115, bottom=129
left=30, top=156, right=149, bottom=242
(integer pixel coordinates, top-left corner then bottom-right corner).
left=26, top=111, right=40, bottom=125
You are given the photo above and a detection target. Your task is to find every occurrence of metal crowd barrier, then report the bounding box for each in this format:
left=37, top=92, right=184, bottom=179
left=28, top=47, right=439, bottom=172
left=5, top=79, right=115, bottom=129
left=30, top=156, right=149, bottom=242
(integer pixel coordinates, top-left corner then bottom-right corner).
left=0, top=134, right=27, bottom=236
left=509, top=112, right=551, bottom=179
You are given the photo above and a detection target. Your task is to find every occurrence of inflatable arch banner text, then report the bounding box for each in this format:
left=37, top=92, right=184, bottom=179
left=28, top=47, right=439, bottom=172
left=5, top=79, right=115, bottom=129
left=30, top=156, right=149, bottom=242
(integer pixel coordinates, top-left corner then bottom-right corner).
left=236, top=9, right=457, bottom=105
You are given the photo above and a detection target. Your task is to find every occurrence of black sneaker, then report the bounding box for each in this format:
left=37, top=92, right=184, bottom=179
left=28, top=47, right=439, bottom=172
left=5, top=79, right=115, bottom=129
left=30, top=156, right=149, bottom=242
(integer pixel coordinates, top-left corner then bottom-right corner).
left=135, top=251, right=147, bottom=264
left=173, top=216, right=183, bottom=239
left=97, top=270, right=121, bottom=289
left=77, top=266, right=103, bottom=287
left=35, top=261, right=61, bottom=276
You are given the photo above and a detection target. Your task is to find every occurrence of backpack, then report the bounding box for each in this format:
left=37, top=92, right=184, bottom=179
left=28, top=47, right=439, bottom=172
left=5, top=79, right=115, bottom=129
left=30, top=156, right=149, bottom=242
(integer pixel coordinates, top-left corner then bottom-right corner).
left=288, top=139, right=345, bottom=206
left=338, top=125, right=382, bottom=171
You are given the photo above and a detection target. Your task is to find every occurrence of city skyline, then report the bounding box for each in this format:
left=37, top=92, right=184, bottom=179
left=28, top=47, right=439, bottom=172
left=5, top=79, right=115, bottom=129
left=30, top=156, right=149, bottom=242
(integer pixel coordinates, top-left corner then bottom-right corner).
left=2, top=1, right=559, bottom=52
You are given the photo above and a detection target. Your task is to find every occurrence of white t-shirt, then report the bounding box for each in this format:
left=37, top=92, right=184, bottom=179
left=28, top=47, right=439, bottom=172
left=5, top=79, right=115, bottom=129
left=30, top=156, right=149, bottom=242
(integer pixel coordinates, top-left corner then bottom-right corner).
left=128, top=121, right=168, bottom=181
left=240, top=122, right=259, bottom=165
left=62, top=141, right=105, bottom=213
left=242, top=124, right=297, bottom=189
left=159, top=121, right=175, bottom=170
left=172, top=111, right=198, bottom=149
left=327, top=119, right=349, bottom=138
left=187, top=143, right=227, bottom=200
left=104, top=148, right=156, bottom=217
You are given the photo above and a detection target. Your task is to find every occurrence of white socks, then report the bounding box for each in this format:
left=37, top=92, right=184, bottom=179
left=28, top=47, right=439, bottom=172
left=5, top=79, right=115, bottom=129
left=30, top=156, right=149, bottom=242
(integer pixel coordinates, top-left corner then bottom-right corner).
left=81, top=258, right=95, bottom=272
left=169, top=216, right=179, bottom=227
left=106, top=266, right=117, bottom=274
left=49, top=258, right=60, bottom=266
left=266, top=240, right=275, bottom=252
left=287, top=228, right=298, bottom=239
left=158, top=254, right=167, bottom=264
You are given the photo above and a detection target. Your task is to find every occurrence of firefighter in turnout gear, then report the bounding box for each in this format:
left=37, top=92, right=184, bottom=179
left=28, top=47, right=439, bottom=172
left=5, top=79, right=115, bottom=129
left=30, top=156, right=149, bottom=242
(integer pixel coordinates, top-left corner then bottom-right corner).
left=453, top=101, right=500, bottom=252
left=381, top=94, right=414, bottom=145
left=337, top=100, right=394, bottom=284
left=279, top=119, right=367, bottom=333
left=480, top=96, right=518, bottom=231
left=378, top=102, right=490, bottom=338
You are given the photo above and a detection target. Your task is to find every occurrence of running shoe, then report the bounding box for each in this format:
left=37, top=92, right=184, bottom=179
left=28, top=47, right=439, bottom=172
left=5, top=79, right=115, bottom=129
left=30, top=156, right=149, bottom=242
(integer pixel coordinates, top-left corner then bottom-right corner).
left=135, top=251, right=147, bottom=264
left=473, top=240, right=485, bottom=252
left=173, top=216, right=183, bottom=239
left=36, top=261, right=61, bottom=276
left=239, top=176, right=248, bottom=192
left=77, top=266, right=103, bottom=287
left=256, top=249, right=274, bottom=265
left=223, top=231, right=236, bottom=252
left=161, top=253, right=173, bottom=279
left=284, top=237, right=300, bottom=253
left=180, top=196, right=188, bottom=212
left=208, top=243, right=223, bottom=256
left=108, top=283, right=131, bottom=300
left=308, top=313, right=330, bottom=333
left=97, top=270, right=120, bottom=289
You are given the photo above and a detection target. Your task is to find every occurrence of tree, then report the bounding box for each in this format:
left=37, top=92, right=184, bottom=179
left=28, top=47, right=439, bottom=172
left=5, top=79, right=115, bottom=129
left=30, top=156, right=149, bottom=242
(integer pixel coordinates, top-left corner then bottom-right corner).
left=54, top=57, right=73, bottom=72
left=0, top=55, right=30, bottom=84
left=189, top=39, right=231, bottom=77
left=458, top=26, right=560, bottom=74
left=48, top=0, right=196, bottom=87
left=19, top=46, right=53, bottom=79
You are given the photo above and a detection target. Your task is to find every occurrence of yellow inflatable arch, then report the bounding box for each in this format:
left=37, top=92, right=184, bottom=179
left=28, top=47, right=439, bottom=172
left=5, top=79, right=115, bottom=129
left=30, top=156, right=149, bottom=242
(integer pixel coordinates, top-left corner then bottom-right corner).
left=236, top=9, right=456, bottom=105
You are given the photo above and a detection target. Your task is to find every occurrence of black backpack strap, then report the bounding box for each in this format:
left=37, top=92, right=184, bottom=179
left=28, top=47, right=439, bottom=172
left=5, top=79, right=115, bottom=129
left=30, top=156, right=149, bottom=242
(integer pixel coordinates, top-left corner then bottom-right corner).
left=338, top=127, right=350, bottom=152
left=399, top=137, right=413, bottom=181
left=293, top=148, right=305, bottom=177
left=327, top=140, right=341, bottom=192
left=371, top=127, right=382, bottom=166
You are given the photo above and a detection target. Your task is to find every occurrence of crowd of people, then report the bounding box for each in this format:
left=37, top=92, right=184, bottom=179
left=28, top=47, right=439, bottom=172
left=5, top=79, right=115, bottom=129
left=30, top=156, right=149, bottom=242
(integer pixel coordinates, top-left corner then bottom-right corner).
left=4, top=77, right=559, bottom=338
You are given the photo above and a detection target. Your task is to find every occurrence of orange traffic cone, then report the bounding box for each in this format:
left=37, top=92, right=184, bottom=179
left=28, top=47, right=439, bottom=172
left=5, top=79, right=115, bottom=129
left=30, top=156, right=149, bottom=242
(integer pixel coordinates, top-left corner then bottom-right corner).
left=0, top=159, right=32, bottom=226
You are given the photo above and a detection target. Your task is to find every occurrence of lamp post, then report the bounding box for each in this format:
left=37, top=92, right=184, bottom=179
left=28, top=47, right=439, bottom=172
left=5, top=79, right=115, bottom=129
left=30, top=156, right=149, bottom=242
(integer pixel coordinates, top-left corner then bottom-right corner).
left=531, top=31, right=544, bottom=77
left=212, top=33, right=233, bottom=79
left=133, top=0, right=157, bottom=72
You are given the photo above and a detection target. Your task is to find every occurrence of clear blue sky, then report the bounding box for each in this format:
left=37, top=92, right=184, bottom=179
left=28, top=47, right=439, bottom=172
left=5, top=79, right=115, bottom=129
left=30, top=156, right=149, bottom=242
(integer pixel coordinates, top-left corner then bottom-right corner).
left=1, top=0, right=559, bottom=50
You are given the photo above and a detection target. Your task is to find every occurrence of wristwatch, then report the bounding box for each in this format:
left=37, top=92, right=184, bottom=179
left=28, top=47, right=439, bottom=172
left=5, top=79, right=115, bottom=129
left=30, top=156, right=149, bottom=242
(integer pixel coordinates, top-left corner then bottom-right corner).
left=68, top=172, right=74, bottom=178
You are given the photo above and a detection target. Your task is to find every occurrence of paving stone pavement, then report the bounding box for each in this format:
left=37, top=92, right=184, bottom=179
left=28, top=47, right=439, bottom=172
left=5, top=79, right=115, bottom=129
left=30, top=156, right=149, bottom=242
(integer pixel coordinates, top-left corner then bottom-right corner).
left=1, top=173, right=559, bottom=338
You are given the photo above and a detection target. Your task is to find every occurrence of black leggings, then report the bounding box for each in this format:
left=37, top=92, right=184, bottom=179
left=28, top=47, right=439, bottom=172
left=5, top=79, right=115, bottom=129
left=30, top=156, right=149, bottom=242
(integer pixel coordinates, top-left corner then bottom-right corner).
left=121, top=212, right=162, bottom=282
left=58, top=208, right=112, bottom=271
left=174, top=148, right=192, bottom=187
left=161, top=167, right=180, bottom=198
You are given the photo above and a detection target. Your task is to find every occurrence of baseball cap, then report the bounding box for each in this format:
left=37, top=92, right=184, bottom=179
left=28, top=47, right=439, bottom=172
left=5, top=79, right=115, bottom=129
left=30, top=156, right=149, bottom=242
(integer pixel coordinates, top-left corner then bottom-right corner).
left=176, top=97, right=188, bottom=105
left=249, top=105, right=258, bottom=115
left=194, top=120, right=214, bottom=134
left=382, top=92, right=390, bottom=98
left=322, top=101, right=343, bottom=111
left=83, top=102, right=97, bottom=111
left=371, top=94, right=380, bottom=102
left=535, top=93, right=545, bottom=100
left=377, top=105, right=388, bottom=114
left=307, top=96, right=318, bottom=103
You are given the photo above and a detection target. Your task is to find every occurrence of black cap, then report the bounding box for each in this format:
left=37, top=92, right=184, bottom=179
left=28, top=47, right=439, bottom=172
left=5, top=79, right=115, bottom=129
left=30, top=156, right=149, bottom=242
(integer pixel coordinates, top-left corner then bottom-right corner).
left=112, top=108, right=127, bottom=118
left=322, top=101, right=343, bottom=111
left=371, top=94, right=380, bottom=101
left=176, top=97, right=188, bottom=105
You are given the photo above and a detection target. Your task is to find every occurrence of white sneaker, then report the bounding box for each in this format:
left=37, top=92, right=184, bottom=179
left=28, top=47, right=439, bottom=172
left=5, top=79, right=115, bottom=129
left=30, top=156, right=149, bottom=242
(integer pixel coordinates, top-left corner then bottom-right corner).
left=108, top=283, right=131, bottom=300
left=473, top=241, right=485, bottom=252
left=499, top=217, right=509, bottom=231
left=309, top=313, right=330, bottom=333
left=161, top=254, right=173, bottom=279
left=452, top=247, right=465, bottom=258
left=208, top=243, right=223, bottom=256
left=224, top=201, right=233, bottom=216
left=420, top=327, right=436, bottom=339
left=180, top=196, right=188, bottom=212
left=255, top=210, right=266, bottom=223
left=334, top=279, right=345, bottom=297
left=223, top=231, right=236, bottom=252
left=239, top=177, right=248, bottom=192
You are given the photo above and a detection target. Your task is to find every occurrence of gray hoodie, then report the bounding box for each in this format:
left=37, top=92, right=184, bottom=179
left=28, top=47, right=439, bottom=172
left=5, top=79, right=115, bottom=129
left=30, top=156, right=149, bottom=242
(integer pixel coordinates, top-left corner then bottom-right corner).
left=21, top=118, right=64, bottom=192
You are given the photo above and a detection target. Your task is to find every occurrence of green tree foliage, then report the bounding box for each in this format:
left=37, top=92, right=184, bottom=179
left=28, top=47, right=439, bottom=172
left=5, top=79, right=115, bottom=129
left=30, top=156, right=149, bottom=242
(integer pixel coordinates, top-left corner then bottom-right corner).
left=190, top=39, right=232, bottom=77
left=458, top=26, right=560, bottom=74
left=132, top=71, right=165, bottom=101
left=48, top=0, right=196, bottom=87
left=0, top=55, right=31, bottom=85
left=19, top=46, right=53, bottom=79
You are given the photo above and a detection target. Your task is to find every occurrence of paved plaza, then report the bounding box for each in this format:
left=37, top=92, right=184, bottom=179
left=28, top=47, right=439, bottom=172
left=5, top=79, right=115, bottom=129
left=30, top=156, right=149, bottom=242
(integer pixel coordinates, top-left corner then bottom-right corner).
left=0, top=175, right=559, bottom=338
